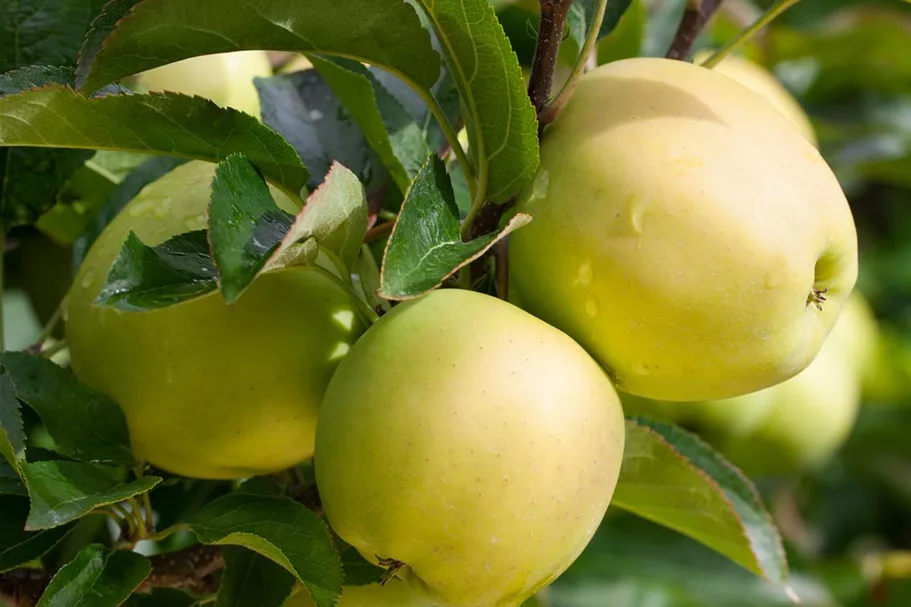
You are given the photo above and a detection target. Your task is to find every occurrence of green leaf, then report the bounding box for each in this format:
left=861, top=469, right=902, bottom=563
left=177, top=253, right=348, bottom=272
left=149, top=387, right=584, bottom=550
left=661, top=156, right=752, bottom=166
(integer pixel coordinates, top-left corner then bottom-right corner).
left=416, top=0, right=539, bottom=202
left=76, top=0, right=440, bottom=94
left=0, top=1, right=105, bottom=73
left=0, top=459, right=26, bottom=496
left=379, top=155, right=531, bottom=300
left=3, top=353, right=134, bottom=466
left=74, top=156, right=188, bottom=270
left=22, top=461, right=161, bottom=530
left=0, top=371, right=26, bottom=473
left=339, top=545, right=385, bottom=587
left=352, top=245, right=390, bottom=314
left=95, top=231, right=217, bottom=312
left=614, top=418, right=788, bottom=584
left=309, top=55, right=432, bottom=192
left=189, top=493, right=342, bottom=607
left=0, top=67, right=98, bottom=230
left=0, top=87, right=308, bottom=196
left=0, top=496, right=73, bottom=573
left=555, top=513, right=836, bottom=607
left=277, top=163, right=368, bottom=274
left=36, top=544, right=150, bottom=607
left=36, top=161, right=119, bottom=244
left=209, top=155, right=295, bottom=304
left=255, top=70, right=390, bottom=196
left=217, top=547, right=297, bottom=607
left=597, top=0, right=645, bottom=65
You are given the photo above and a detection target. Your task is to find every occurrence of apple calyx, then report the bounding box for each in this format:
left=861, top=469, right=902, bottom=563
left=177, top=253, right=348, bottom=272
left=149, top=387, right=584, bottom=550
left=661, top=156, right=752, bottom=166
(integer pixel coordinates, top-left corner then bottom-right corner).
left=808, top=287, right=829, bottom=311
left=377, top=557, right=406, bottom=586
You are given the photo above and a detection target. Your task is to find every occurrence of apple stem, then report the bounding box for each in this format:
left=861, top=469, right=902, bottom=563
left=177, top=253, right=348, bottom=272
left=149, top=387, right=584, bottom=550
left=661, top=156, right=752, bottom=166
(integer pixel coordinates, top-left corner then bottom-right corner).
left=539, top=0, right=608, bottom=130
left=665, top=0, right=726, bottom=61
left=528, top=0, right=576, bottom=122
left=701, top=0, right=805, bottom=69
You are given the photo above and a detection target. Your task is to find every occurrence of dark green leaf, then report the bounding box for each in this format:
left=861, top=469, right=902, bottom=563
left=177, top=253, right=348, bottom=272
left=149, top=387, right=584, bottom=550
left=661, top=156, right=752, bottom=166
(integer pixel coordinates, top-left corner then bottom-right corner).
left=416, top=0, right=540, bottom=202
left=77, top=0, right=440, bottom=93
left=0, top=371, right=26, bottom=473
left=255, top=70, right=389, bottom=195
left=22, top=461, right=160, bottom=530
left=0, top=496, right=73, bottom=573
left=339, top=546, right=385, bottom=586
left=310, top=56, right=432, bottom=191
left=36, top=544, right=150, bottom=607
left=4, top=352, right=133, bottom=466
left=73, top=156, right=188, bottom=271
left=35, top=161, right=119, bottom=244
left=217, top=547, right=296, bottom=607
left=236, top=477, right=286, bottom=497
left=614, top=418, right=788, bottom=583
left=95, top=231, right=217, bottom=312
left=0, top=1, right=104, bottom=73
left=0, top=87, right=308, bottom=196
left=209, top=155, right=294, bottom=304
left=0, top=459, right=26, bottom=496
left=379, top=155, right=531, bottom=300
left=189, top=494, right=342, bottom=607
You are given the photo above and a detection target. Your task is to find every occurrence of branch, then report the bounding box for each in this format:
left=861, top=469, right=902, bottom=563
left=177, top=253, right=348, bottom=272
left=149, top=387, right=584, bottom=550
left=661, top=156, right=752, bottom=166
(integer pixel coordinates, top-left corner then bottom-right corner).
left=665, top=0, right=726, bottom=61
left=0, top=544, right=225, bottom=607
left=527, top=0, right=575, bottom=120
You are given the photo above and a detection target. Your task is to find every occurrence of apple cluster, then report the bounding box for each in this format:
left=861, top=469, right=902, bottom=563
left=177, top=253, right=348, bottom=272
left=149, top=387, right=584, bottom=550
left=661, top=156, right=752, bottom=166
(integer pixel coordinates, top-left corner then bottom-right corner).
left=64, top=51, right=857, bottom=606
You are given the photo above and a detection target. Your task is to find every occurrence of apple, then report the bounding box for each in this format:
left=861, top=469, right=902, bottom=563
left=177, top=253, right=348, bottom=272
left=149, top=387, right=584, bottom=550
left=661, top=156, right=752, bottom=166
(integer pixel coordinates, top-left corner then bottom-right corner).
left=284, top=580, right=425, bottom=607
left=65, top=161, right=367, bottom=479
left=134, top=51, right=273, bottom=117
left=693, top=51, right=817, bottom=146
left=509, top=57, right=858, bottom=401
left=696, top=300, right=863, bottom=475
left=315, top=289, right=625, bottom=607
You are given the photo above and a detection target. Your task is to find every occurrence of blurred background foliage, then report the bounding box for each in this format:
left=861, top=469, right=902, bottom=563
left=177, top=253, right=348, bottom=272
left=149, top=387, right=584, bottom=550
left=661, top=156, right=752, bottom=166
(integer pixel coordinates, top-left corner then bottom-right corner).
left=3, top=0, right=911, bottom=606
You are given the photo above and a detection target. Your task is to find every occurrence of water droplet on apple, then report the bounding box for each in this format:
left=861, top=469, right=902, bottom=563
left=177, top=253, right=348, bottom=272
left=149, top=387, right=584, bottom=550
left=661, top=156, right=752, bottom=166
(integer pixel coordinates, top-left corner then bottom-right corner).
left=575, top=262, right=593, bottom=286
left=530, top=170, right=550, bottom=201
left=585, top=298, right=598, bottom=318
left=80, top=271, right=96, bottom=289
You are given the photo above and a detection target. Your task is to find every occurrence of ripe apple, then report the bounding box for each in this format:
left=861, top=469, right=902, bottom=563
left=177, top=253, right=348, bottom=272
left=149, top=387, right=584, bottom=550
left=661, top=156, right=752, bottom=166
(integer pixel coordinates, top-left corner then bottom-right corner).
left=284, top=580, right=425, bottom=607
left=696, top=301, right=863, bottom=475
left=65, top=161, right=367, bottom=479
left=509, top=57, right=858, bottom=401
left=134, top=51, right=273, bottom=117
left=693, top=51, right=817, bottom=146
left=315, top=289, right=625, bottom=607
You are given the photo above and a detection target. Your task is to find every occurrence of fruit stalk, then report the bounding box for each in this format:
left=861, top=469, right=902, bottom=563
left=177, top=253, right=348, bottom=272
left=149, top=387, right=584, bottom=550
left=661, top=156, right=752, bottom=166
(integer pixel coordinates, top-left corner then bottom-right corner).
left=527, top=0, right=576, bottom=119
left=666, top=0, right=726, bottom=61
left=702, top=0, right=803, bottom=68
left=540, top=0, right=608, bottom=129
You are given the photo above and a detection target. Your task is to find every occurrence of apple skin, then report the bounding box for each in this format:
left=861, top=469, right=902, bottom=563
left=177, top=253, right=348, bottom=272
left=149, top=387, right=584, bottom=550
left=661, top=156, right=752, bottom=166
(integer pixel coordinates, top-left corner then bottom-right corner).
left=284, top=580, right=425, bottom=607
left=65, top=161, right=367, bottom=479
left=509, top=57, right=858, bottom=402
left=693, top=51, right=818, bottom=146
left=697, top=301, right=862, bottom=476
left=135, top=51, right=273, bottom=117
left=315, top=289, right=625, bottom=607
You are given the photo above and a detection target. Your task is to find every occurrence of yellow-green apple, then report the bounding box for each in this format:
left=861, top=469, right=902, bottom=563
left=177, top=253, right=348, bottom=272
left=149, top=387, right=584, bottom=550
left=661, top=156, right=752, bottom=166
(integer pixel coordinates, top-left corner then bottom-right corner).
left=134, top=51, right=272, bottom=117
left=315, top=289, right=625, bottom=607
left=65, top=161, right=366, bottom=479
left=697, top=305, right=862, bottom=475
left=693, top=50, right=817, bottom=145
left=509, top=57, right=858, bottom=401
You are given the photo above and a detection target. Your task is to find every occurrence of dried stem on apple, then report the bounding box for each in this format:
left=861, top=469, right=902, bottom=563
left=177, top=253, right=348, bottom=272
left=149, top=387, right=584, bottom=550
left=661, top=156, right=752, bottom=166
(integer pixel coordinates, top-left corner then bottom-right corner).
left=666, top=0, right=727, bottom=61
